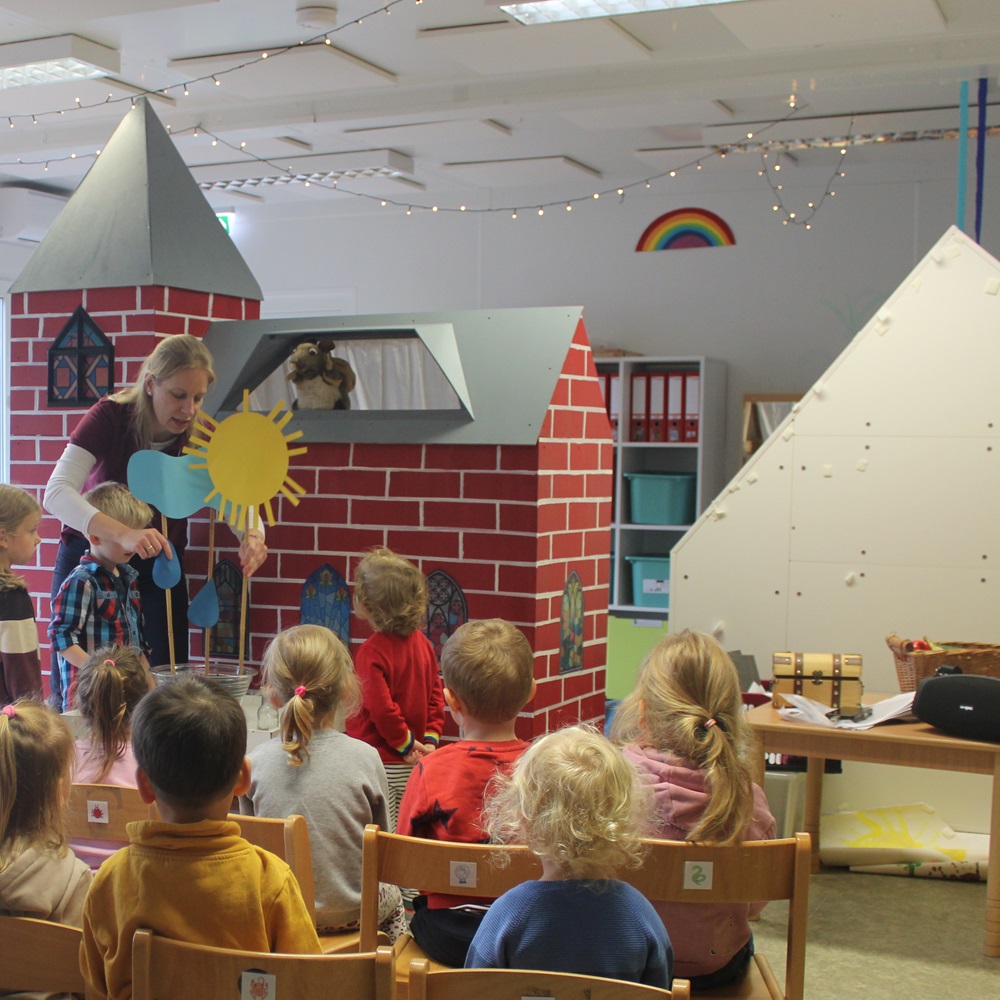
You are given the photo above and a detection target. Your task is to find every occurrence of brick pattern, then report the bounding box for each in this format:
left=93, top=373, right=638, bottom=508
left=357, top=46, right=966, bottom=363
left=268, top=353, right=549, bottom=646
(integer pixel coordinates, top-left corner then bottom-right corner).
left=15, top=294, right=611, bottom=739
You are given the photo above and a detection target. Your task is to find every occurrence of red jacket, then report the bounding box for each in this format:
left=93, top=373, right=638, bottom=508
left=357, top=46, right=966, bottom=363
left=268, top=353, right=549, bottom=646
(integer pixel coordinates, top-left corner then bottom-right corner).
left=346, top=631, right=445, bottom=764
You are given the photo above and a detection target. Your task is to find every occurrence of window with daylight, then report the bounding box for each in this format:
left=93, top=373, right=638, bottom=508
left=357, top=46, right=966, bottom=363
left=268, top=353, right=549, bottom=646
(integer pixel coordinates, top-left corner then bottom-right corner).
left=47, top=306, right=114, bottom=407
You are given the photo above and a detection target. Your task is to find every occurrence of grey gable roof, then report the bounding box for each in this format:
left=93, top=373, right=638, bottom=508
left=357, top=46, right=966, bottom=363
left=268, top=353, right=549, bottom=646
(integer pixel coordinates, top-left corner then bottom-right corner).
left=11, top=98, right=261, bottom=299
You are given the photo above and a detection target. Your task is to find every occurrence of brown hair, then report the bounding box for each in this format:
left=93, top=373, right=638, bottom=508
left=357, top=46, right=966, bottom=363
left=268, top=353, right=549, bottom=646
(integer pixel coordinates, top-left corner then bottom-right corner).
left=609, top=629, right=757, bottom=845
left=83, top=481, right=153, bottom=532
left=261, top=624, right=360, bottom=766
left=0, top=485, right=41, bottom=591
left=110, top=334, right=215, bottom=450
left=76, top=645, right=150, bottom=783
left=441, top=619, right=534, bottom=724
left=353, top=548, right=427, bottom=636
left=0, top=701, right=75, bottom=870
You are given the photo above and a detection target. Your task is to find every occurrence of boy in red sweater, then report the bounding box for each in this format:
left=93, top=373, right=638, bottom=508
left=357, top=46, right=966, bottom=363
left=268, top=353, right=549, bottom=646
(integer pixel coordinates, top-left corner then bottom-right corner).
left=397, top=618, right=535, bottom=965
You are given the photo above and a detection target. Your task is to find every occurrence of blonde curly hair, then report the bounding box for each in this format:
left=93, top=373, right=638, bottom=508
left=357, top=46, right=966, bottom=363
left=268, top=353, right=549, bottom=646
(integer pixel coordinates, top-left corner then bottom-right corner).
left=483, top=725, right=651, bottom=879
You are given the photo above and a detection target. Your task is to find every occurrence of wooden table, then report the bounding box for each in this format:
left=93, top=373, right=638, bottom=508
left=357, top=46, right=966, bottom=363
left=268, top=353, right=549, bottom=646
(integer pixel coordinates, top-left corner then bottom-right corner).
left=746, top=696, right=1000, bottom=957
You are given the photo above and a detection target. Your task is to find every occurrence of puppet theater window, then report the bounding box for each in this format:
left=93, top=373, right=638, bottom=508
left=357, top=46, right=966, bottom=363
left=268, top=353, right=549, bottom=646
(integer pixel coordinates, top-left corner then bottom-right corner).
left=48, top=306, right=114, bottom=407
left=209, top=558, right=248, bottom=658
left=425, top=570, right=468, bottom=659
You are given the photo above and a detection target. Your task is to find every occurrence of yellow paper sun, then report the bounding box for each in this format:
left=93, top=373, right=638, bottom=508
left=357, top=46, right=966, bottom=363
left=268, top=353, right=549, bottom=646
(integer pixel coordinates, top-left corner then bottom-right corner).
left=184, top=390, right=308, bottom=530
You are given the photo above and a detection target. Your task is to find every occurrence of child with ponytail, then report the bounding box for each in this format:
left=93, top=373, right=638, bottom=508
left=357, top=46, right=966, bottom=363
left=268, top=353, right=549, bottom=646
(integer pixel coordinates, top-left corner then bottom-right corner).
left=610, top=629, right=776, bottom=991
left=0, top=701, right=92, bottom=930
left=239, top=624, right=408, bottom=941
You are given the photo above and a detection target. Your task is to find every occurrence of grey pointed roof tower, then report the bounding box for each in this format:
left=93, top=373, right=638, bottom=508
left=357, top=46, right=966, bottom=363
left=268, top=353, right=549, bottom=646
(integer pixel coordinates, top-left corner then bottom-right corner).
left=11, top=98, right=262, bottom=299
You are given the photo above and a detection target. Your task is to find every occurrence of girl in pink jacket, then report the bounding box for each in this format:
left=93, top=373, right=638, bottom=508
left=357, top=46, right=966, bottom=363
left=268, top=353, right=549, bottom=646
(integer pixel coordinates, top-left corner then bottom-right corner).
left=610, top=629, right=775, bottom=990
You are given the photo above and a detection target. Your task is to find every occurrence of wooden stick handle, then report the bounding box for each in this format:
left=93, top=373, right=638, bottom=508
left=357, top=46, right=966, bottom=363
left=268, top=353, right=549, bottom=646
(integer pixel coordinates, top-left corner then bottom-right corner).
left=204, top=509, right=216, bottom=675
left=162, top=513, right=176, bottom=673
left=238, top=571, right=248, bottom=675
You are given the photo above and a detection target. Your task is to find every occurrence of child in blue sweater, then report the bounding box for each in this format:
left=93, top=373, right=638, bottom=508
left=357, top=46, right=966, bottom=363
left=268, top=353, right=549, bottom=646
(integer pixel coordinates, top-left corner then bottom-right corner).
left=465, top=725, right=672, bottom=988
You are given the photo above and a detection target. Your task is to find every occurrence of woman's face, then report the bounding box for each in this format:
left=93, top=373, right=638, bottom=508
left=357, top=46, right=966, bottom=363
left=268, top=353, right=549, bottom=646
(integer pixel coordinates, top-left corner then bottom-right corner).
left=146, top=367, right=210, bottom=439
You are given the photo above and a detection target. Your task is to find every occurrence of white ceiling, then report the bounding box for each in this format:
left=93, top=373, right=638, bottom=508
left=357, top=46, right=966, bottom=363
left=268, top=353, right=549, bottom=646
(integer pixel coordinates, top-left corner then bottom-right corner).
left=0, top=0, right=996, bottom=213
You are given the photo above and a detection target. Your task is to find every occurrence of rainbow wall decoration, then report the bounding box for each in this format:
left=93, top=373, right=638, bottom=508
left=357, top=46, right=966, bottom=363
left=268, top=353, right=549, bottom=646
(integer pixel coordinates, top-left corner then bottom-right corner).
left=636, top=207, right=736, bottom=251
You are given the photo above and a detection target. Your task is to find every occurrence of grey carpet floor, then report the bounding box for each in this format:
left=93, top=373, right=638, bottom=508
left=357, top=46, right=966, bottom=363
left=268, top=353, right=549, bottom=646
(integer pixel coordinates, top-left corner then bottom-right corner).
left=748, top=868, right=998, bottom=999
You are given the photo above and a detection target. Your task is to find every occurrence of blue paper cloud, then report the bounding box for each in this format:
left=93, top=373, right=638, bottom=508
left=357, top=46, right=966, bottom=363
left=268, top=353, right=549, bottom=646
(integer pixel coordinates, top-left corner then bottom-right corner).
left=127, top=451, right=222, bottom=519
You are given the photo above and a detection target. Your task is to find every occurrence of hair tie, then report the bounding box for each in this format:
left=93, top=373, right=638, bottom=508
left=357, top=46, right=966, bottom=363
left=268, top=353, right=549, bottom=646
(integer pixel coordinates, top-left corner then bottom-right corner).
left=704, top=718, right=718, bottom=730
left=104, top=659, right=116, bottom=666
left=1, top=705, right=15, bottom=719
left=294, top=685, right=307, bottom=698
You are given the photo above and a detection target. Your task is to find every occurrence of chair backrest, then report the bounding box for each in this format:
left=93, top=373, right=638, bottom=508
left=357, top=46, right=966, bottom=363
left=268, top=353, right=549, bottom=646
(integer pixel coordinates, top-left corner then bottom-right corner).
left=228, top=812, right=318, bottom=922
left=359, top=824, right=542, bottom=950
left=623, top=833, right=811, bottom=1000
left=408, top=959, right=690, bottom=1000
left=131, top=928, right=395, bottom=1000
left=67, top=782, right=151, bottom=841
left=0, top=916, right=86, bottom=994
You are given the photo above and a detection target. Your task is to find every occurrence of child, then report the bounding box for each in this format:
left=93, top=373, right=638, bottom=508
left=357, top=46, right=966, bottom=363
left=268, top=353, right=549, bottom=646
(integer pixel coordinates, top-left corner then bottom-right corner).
left=239, top=624, right=408, bottom=941
left=0, top=700, right=93, bottom=927
left=345, top=547, right=445, bottom=830
left=48, top=482, right=153, bottom=712
left=465, top=725, right=672, bottom=988
left=0, top=485, right=43, bottom=706
left=610, top=629, right=776, bottom=991
left=71, top=645, right=152, bottom=869
left=80, top=676, right=321, bottom=1000
left=397, top=618, right=535, bottom=965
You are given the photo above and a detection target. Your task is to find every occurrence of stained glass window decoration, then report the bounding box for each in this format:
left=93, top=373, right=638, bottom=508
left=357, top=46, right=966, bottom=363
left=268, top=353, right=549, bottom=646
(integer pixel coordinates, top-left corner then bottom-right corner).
left=47, top=305, right=114, bottom=407
left=560, top=570, right=584, bottom=673
left=425, top=569, right=468, bottom=660
left=209, top=558, right=248, bottom=658
left=300, top=563, right=350, bottom=644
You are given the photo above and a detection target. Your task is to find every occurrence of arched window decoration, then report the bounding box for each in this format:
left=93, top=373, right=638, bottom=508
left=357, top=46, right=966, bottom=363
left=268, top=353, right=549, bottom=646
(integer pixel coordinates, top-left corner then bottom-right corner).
left=560, top=570, right=584, bottom=674
left=209, top=558, right=247, bottom=658
left=48, top=305, right=114, bottom=407
left=301, top=563, right=350, bottom=644
left=425, top=570, right=468, bottom=660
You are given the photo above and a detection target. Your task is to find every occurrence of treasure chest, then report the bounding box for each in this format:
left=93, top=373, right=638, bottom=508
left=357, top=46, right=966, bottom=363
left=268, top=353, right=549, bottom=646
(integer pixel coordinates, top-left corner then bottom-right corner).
left=772, top=652, right=864, bottom=715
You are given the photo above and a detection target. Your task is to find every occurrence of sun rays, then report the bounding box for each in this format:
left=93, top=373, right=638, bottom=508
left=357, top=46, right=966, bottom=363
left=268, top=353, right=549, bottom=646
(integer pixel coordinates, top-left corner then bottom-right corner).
left=184, top=389, right=308, bottom=530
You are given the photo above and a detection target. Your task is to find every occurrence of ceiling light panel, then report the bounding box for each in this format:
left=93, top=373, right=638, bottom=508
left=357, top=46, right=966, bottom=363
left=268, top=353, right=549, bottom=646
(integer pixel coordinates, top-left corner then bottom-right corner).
left=497, top=0, right=752, bottom=26
left=0, top=35, right=119, bottom=89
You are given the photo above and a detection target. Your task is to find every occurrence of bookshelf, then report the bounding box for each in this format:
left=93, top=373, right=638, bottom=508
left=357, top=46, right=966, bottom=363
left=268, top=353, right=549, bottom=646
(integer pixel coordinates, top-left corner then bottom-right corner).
left=595, top=356, right=726, bottom=618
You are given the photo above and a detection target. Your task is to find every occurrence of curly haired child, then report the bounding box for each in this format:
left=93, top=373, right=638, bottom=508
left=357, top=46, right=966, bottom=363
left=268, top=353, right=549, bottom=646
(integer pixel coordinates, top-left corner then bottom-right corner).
left=345, top=548, right=445, bottom=830
left=240, top=624, right=408, bottom=940
left=610, top=629, right=776, bottom=990
left=465, top=725, right=672, bottom=988
left=0, top=701, right=92, bottom=927
left=0, top=485, right=44, bottom=706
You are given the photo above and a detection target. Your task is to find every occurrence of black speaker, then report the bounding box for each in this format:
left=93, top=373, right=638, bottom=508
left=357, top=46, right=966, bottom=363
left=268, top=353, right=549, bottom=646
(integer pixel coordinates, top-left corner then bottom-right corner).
left=913, top=674, right=1000, bottom=743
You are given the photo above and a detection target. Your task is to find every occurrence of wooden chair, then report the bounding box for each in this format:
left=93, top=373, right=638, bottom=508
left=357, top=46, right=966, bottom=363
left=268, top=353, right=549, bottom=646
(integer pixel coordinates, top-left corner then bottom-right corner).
left=409, top=959, right=690, bottom=1000
left=360, top=824, right=543, bottom=998
left=0, top=916, right=86, bottom=995
left=230, top=811, right=362, bottom=954
left=623, top=833, right=811, bottom=1000
left=68, top=782, right=151, bottom=840
left=132, top=927, right=395, bottom=1000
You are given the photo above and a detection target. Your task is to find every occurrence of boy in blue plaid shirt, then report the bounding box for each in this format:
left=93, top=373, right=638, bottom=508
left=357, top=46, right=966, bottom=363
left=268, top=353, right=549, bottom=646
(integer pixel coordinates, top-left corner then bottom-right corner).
left=48, top=482, right=154, bottom=711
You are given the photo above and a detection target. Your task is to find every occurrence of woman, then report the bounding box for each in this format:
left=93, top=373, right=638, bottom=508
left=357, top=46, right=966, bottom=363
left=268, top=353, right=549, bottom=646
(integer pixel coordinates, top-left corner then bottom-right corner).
left=44, top=334, right=267, bottom=701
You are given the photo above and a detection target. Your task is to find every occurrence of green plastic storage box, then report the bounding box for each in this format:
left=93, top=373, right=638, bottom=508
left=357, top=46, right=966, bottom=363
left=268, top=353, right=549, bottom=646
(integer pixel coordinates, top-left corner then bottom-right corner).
left=626, top=555, right=671, bottom=609
left=624, top=472, right=696, bottom=525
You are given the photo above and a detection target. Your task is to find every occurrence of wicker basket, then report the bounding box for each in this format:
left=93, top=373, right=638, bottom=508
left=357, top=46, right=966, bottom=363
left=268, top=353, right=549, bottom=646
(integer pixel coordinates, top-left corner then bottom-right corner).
left=885, top=633, right=1000, bottom=692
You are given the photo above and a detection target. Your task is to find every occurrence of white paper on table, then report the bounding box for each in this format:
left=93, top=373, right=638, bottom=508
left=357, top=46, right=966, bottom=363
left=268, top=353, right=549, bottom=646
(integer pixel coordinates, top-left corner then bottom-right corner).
left=777, top=691, right=915, bottom=730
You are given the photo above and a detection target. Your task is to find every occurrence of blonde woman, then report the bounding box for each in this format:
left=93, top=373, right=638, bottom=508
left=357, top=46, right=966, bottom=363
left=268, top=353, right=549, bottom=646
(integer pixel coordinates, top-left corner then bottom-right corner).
left=610, top=629, right=776, bottom=990
left=465, top=725, right=672, bottom=988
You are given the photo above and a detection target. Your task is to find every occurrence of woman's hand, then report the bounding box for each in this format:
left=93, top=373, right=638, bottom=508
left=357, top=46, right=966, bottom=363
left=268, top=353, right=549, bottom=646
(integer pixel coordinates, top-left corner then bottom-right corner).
left=124, top=526, right=173, bottom=562
left=239, top=531, right=268, bottom=577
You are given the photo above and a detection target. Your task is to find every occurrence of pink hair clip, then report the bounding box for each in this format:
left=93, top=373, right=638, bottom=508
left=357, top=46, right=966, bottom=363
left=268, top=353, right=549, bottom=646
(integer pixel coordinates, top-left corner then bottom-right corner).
left=294, top=685, right=307, bottom=697
left=1, top=704, right=15, bottom=719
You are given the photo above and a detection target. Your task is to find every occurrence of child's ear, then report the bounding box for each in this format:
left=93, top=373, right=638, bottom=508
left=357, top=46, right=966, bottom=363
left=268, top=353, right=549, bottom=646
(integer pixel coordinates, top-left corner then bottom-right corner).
left=232, top=757, right=252, bottom=798
left=443, top=687, right=463, bottom=715
left=86, top=533, right=101, bottom=547
left=136, top=767, right=157, bottom=805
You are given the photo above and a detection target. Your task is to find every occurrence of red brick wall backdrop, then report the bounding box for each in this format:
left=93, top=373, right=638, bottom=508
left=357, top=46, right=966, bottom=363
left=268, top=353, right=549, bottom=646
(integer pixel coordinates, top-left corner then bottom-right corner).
left=10, top=285, right=260, bottom=669
left=11, top=295, right=612, bottom=739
